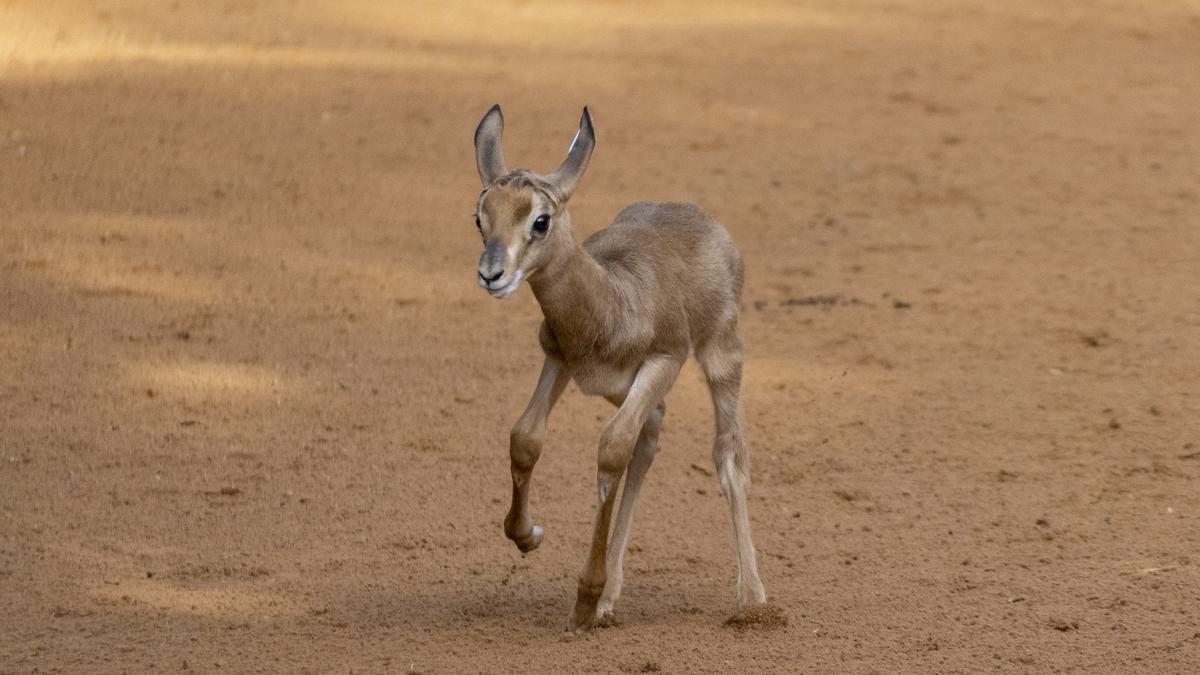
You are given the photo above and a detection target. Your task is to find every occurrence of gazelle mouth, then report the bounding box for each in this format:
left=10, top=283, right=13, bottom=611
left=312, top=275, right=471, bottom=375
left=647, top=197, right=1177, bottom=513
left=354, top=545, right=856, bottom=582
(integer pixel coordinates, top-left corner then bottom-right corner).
left=483, top=270, right=523, bottom=298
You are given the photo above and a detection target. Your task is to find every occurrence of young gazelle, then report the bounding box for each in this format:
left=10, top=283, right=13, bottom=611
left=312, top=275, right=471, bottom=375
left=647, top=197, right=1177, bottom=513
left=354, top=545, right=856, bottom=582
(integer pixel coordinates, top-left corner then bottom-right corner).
left=472, top=105, right=766, bottom=631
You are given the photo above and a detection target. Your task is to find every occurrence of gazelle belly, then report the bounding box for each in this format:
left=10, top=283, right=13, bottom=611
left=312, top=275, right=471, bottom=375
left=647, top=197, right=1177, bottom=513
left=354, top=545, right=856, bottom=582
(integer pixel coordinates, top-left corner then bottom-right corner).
left=573, top=362, right=637, bottom=398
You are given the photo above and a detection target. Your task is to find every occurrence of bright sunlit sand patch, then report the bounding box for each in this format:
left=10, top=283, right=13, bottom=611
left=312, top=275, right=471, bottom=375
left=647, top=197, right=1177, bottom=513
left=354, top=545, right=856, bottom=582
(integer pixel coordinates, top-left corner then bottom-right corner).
left=24, top=255, right=220, bottom=306
left=0, top=1, right=850, bottom=75
left=0, top=39, right=491, bottom=74
left=0, top=2, right=487, bottom=74
left=131, top=359, right=293, bottom=401
left=6, top=212, right=236, bottom=304
left=93, top=580, right=305, bottom=621
left=0, top=4, right=481, bottom=73
left=334, top=0, right=848, bottom=39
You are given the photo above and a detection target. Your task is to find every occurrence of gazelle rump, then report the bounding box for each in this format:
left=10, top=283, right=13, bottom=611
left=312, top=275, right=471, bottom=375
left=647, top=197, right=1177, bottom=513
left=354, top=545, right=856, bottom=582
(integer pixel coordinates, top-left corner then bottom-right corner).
left=472, top=104, right=767, bottom=631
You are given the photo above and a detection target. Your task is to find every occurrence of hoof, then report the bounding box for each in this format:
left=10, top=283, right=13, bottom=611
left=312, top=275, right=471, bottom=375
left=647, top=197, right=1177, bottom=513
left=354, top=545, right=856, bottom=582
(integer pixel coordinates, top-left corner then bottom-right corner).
left=570, top=606, right=617, bottom=632
left=517, top=524, right=543, bottom=552
left=509, top=524, right=543, bottom=553
left=595, top=608, right=619, bottom=628
left=736, top=578, right=767, bottom=608
left=567, top=612, right=596, bottom=634
left=568, top=588, right=602, bottom=633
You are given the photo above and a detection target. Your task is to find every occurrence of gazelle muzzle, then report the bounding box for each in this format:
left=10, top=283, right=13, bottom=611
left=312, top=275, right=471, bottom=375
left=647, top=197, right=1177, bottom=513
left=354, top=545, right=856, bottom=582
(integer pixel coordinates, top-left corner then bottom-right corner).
left=477, top=238, right=508, bottom=288
left=478, top=238, right=523, bottom=298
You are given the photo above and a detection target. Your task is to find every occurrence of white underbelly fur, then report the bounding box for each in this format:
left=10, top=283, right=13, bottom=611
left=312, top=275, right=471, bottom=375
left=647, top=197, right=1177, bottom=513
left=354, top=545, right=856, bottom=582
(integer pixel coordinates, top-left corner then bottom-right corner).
left=573, top=363, right=637, bottom=397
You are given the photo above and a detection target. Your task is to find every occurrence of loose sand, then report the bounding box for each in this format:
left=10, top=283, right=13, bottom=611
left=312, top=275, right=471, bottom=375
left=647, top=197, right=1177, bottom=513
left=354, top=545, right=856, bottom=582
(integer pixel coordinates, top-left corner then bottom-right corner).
left=2, top=1, right=1198, bottom=672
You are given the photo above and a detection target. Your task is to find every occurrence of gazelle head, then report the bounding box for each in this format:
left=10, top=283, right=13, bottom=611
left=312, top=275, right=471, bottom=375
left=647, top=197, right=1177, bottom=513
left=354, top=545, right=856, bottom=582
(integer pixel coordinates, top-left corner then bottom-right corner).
left=472, top=104, right=595, bottom=298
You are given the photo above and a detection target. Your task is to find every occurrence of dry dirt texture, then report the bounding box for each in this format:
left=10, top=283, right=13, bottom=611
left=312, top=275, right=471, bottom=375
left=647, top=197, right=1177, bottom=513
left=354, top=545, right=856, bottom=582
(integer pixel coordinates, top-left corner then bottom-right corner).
left=2, top=1, right=1199, bottom=673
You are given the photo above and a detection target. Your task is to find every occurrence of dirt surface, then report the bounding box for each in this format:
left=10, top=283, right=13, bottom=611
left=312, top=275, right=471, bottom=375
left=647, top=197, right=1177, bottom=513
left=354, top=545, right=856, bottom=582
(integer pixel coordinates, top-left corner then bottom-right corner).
left=2, top=1, right=1199, bottom=672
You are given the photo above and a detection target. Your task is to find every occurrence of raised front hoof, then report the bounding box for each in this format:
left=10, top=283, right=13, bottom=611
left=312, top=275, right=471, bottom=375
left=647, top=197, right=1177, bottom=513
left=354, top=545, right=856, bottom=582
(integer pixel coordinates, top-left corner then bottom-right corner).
left=507, top=524, right=544, bottom=553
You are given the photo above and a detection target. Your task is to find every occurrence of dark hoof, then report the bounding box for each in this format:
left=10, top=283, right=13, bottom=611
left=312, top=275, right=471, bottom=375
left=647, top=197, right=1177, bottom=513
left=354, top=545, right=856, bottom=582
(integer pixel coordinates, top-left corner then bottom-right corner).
left=509, top=524, right=543, bottom=552
left=568, top=583, right=603, bottom=633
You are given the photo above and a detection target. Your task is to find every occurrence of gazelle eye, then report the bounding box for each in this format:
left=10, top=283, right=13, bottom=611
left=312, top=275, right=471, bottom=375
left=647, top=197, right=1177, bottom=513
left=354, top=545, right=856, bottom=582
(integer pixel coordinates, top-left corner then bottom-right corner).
left=532, top=214, right=550, bottom=234
left=474, top=214, right=481, bottom=229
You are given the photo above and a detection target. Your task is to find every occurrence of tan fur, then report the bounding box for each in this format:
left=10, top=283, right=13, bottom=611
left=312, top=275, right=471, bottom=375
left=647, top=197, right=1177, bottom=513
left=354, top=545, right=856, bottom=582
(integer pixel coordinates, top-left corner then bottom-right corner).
left=473, top=105, right=766, bottom=632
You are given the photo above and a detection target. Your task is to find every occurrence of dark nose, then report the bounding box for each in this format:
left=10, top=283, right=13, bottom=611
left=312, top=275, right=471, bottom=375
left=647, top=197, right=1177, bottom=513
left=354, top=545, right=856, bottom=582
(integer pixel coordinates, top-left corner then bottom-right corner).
left=478, top=238, right=507, bottom=286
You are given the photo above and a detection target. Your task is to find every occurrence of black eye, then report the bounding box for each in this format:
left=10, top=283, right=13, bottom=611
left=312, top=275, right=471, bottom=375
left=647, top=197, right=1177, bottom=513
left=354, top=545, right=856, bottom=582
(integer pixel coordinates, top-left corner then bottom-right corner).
left=474, top=214, right=481, bottom=229
left=532, top=214, right=550, bottom=234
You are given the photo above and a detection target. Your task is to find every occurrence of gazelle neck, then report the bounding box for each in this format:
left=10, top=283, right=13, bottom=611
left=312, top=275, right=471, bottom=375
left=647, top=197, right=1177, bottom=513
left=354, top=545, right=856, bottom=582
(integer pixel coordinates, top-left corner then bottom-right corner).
left=528, top=210, right=617, bottom=358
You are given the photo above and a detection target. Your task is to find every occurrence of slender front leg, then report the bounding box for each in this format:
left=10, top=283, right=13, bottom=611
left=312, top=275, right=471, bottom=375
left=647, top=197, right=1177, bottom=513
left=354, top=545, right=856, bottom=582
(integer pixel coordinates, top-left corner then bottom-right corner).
left=569, top=355, right=682, bottom=632
left=504, top=355, right=572, bottom=552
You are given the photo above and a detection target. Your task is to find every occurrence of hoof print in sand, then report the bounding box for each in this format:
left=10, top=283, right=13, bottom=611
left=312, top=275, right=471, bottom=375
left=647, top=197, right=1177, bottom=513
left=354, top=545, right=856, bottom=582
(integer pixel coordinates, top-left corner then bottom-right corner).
left=723, top=604, right=788, bottom=631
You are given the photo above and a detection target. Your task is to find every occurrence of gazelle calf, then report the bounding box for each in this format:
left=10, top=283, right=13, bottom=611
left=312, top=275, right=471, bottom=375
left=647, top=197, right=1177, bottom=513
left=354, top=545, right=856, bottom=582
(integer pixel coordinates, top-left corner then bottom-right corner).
left=472, top=105, right=767, bottom=631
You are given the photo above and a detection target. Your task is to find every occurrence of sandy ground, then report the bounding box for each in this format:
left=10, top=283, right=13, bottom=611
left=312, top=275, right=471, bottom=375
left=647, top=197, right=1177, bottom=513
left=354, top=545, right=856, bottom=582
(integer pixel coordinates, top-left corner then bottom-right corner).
left=2, top=1, right=1199, bottom=672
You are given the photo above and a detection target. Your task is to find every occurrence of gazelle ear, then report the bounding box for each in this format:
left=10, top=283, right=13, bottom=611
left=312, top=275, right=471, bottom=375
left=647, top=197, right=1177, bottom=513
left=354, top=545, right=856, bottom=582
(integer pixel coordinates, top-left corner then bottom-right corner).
left=547, top=107, right=595, bottom=202
left=474, top=104, right=508, bottom=186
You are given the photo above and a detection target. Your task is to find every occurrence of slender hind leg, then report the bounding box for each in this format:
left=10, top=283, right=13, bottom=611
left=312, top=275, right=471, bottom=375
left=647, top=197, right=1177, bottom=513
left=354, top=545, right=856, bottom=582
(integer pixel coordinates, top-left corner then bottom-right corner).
left=596, top=400, right=666, bottom=622
left=697, top=331, right=767, bottom=608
